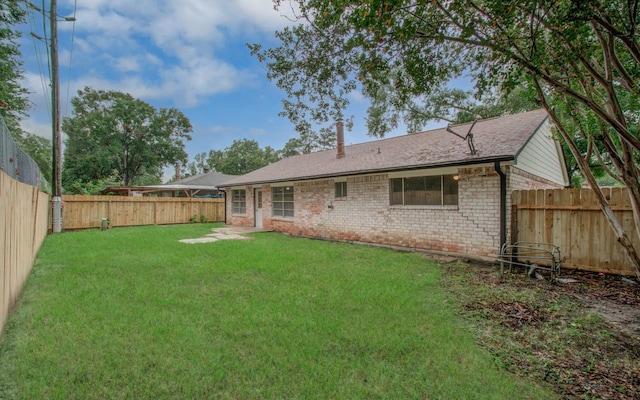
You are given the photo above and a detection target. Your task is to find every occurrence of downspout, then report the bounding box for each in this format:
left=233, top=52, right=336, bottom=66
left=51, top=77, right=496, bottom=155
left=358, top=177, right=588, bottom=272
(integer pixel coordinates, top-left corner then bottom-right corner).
left=495, top=161, right=507, bottom=249
left=222, top=190, right=228, bottom=224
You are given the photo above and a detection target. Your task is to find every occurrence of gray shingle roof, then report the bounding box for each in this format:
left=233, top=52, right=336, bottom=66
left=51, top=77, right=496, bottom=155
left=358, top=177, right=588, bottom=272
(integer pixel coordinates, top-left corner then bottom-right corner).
left=169, top=170, right=238, bottom=187
left=219, top=109, right=549, bottom=187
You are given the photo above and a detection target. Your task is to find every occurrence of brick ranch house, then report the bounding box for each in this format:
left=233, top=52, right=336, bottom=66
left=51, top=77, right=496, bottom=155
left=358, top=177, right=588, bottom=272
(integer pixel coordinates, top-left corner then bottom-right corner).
left=218, top=109, right=569, bottom=259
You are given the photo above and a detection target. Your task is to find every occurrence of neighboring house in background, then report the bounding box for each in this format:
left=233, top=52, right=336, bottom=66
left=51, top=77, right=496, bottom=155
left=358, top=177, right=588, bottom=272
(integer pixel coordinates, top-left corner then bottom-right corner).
left=102, top=170, right=238, bottom=198
left=218, top=109, right=569, bottom=260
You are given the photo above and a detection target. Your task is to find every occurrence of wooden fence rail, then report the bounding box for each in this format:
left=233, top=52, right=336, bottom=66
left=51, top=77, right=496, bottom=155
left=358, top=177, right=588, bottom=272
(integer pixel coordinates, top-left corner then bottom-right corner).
left=1, top=171, right=50, bottom=337
left=512, top=188, right=638, bottom=276
left=61, top=195, right=225, bottom=230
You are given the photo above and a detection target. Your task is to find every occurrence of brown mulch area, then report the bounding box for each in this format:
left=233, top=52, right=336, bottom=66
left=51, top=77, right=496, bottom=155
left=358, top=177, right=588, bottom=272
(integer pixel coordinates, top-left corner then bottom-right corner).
left=441, top=262, right=640, bottom=400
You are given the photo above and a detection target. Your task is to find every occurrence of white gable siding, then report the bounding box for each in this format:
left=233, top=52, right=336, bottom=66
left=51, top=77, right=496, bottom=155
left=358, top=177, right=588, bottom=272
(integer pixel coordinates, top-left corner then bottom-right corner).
left=515, top=121, right=568, bottom=186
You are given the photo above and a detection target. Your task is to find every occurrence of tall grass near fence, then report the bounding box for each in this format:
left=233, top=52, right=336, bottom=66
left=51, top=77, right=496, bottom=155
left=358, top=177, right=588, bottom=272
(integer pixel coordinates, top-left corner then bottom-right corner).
left=0, top=171, right=49, bottom=337
left=0, top=224, right=554, bottom=399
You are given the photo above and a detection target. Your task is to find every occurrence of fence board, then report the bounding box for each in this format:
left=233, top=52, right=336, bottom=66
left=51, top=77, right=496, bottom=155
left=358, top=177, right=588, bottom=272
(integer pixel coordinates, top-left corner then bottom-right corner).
left=1, top=171, right=50, bottom=337
left=512, top=188, right=638, bottom=275
left=61, top=195, right=225, bottom=230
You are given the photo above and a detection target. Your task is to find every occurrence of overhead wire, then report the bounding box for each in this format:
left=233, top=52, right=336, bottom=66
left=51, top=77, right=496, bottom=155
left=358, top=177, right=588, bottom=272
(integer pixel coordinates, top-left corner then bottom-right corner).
left=63, top=0, right=78, bottom=117
left=23, top=0, right=79, bottom=130
left=40, top=0, right=50, bottom=79
left=25, top=1, right=52, bottom=123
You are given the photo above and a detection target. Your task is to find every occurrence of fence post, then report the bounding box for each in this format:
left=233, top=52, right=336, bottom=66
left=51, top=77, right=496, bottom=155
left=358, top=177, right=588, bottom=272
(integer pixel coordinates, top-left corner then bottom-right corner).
left=510, top=204, right=518, bottom=244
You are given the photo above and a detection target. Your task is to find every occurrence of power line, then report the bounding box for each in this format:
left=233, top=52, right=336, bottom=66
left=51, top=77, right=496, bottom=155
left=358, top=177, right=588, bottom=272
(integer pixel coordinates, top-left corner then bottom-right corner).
left=63, top=0, right=78, bottom=117
left=25, top=1, right=52, bottom=124
left=40, top=0, right=51, bottom=79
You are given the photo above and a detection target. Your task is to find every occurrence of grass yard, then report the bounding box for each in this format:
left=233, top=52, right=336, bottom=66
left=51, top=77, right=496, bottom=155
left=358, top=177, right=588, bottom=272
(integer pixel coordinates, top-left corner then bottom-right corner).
left=0, top=224, right=554, bottom=399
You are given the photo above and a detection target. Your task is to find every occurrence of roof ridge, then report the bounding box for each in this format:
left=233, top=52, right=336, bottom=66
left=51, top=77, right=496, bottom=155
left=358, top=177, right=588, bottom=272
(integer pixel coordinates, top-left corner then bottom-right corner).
left=303, top=109, right=547, bottom=155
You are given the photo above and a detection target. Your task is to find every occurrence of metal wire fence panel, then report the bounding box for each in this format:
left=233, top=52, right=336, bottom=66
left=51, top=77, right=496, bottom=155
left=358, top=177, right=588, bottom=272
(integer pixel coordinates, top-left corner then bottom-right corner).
left=0, top=116, right=43, bottom=187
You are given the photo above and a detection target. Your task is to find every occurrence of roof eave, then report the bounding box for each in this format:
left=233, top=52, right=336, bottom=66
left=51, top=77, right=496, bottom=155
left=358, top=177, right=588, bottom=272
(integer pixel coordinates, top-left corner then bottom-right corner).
left=218, top=155, right=516, bottom=188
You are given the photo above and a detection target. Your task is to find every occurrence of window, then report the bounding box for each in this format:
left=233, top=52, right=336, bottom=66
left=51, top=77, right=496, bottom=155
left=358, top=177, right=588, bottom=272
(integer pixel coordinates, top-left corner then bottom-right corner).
left=272, top=186, right=294, bottom=217
left=390, top=174, right=458, bottom=206
left=232, top=189, right=246, bottom=214
left=335, top=181, right=347, bottom=198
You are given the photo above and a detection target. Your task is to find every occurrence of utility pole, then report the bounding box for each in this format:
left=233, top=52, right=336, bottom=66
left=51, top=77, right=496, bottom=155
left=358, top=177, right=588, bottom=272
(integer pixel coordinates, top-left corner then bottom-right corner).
left=51, top=0, right=63, bottom=232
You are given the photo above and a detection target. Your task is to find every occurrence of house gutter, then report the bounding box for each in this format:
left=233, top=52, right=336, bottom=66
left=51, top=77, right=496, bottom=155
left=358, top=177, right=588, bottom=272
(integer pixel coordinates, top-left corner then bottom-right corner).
left=494, top=161, right=507, bottom=249
left=218, top=156, right=516, bottom=189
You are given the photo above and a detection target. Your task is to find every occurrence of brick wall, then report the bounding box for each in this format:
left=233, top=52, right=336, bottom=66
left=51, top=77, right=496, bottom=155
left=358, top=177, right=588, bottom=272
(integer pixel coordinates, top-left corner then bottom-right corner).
left=225, top=166, right=563, bottom=259
left=507, top=166, right=565, bottom=191
left=226, top=186, right=255, bottom=227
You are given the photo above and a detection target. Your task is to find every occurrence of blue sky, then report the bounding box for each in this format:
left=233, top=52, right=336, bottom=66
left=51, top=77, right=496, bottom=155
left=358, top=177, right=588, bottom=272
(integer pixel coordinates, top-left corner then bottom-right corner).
left=18, top=0, right=452, bottom=180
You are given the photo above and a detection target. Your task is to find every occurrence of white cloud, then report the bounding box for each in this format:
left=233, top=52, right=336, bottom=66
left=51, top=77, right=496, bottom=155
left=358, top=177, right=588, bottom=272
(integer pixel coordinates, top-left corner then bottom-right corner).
left=21, top=0, right=299, bottom=155
left=113, top=56, right=141, bottom=72
left=48, top=54, right=254, bottom=115
left=20, top=119, right=52, bottom=140
left=49, top=0, right=291, bottom=109
left=62, top=0, right=296, bottom=53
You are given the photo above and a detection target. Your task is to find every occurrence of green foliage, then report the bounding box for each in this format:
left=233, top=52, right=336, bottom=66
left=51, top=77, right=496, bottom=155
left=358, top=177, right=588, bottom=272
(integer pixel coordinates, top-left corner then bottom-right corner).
left=130, top=169, right=162, bottom=186
left=184, top=152, right=209, bottom=176
left=189, top=214, right=209, bottom=223
left=205, top=139, right=281, bottom=175
left=62, top=87, right=192, bottom=192
left=0, top=0, right=29, bottom=135
left=256, top=0, right=640, bottom=274
left=64, top=171, right=121, bottom=195
left=280, top=126, right=340, bottom=156
left=14, top=132, right=52, bottom=186
left=450, top=86, right=539, bottom=124
left=0, top=0, right=50, bottom=187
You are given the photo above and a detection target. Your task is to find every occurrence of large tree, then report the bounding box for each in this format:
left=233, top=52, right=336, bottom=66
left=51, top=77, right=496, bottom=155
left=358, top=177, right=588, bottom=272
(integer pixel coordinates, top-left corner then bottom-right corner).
left=253, top=0, right=640, bottom=277
left=0, top=0, right=29, bottom=135
left=62, top=87, right=192, bottom=192
left=1, top=0, right=51, bottom=187
left=205, top=139, right=281, bottom=175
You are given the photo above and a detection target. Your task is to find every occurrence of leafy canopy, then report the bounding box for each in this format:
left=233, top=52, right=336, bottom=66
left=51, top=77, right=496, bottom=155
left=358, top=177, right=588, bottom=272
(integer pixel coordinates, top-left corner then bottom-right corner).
left=62, top=87, right=192, bottom=192
left=0, top=0, right=29, bottom=135
left=255, top=0, right=640, bottom=275
left=205, top=139, right=281, bottom=176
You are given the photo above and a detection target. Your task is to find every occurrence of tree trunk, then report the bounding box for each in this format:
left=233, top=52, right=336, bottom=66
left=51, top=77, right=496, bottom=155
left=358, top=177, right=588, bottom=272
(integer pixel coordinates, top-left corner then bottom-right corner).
left=534, top=78, right=640, bottom=278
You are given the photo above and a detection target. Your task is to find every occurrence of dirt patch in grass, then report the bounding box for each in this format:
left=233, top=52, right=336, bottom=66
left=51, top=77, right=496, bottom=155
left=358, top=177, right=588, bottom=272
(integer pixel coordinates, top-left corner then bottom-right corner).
left=440, top=261, right=640, bottom=399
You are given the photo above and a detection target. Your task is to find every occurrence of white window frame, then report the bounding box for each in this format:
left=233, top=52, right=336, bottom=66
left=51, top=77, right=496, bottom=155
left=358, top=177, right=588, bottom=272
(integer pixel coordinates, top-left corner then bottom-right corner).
left=390, top=174, right=458, bottom=206
left=231, top=189, right=246, bottom=214
left=272, top=186, right=294, bottom=218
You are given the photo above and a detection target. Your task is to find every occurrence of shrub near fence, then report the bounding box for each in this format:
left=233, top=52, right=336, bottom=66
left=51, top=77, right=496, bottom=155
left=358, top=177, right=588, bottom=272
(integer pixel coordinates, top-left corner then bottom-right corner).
left=61, top=195, right=225, bottom=230
left=511, top=188, right=639, bottom=276
left=1, top=171, right=50, bottom=336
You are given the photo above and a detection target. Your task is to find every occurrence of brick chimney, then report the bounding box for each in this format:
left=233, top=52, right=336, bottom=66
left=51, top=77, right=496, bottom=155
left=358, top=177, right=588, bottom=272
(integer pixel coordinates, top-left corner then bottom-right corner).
left=336, top=121, right=345, bottom=159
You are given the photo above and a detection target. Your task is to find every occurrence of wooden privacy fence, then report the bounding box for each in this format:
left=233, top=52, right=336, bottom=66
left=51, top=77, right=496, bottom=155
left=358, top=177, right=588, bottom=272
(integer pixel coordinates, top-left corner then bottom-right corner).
left=61, top=195, right=225, bottom=230
left=1, top=171, right=50, bottom=337
left=511, top=188, right=638, bottom=276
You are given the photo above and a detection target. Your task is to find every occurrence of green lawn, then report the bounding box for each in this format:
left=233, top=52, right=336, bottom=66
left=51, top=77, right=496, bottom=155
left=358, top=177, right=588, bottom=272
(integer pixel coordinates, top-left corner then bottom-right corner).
left=0, top=224, right=555, bottom=399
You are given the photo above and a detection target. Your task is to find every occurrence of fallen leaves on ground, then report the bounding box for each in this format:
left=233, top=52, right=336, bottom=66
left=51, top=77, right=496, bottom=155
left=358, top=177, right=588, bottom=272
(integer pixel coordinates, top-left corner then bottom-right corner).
left=442, top=262, right=640, bottom=400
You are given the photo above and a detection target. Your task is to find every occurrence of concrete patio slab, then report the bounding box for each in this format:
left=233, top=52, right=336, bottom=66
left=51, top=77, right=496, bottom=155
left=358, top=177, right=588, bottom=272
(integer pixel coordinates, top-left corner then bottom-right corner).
left=179, top=225, right=264, bottom=244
